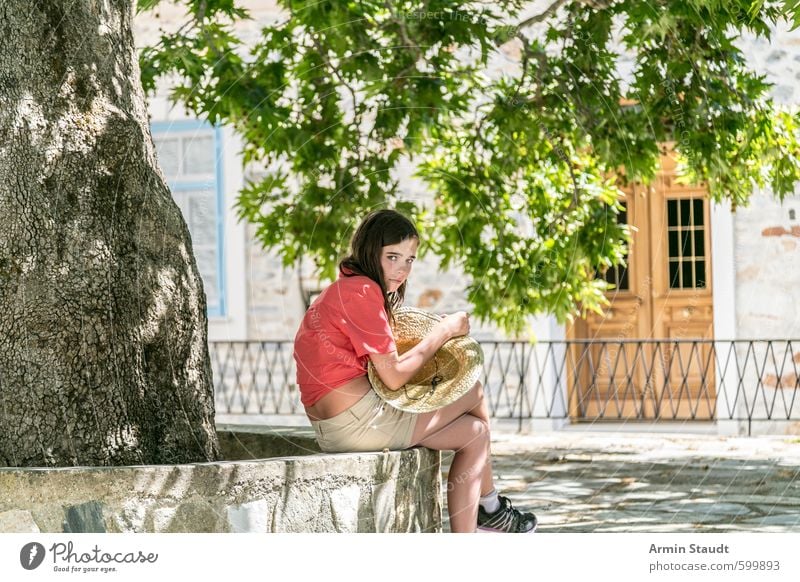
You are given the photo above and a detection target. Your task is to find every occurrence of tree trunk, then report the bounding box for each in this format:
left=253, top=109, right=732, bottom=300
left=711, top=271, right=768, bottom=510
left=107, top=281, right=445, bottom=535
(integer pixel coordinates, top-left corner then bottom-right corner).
left=0, top=0, right=220, bottom=466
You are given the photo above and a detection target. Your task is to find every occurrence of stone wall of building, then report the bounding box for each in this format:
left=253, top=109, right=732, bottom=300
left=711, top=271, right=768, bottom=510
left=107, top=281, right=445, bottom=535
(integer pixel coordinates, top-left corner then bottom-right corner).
left=734, top=191, right=800, bottom=339
left=735, top=25, right=800, bottom=341
left=725, top=26, right=800, bottom=428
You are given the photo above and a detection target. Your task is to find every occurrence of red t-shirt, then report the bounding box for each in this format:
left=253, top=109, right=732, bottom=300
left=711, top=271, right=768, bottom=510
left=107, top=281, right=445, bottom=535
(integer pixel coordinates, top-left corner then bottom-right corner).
left=293, top=268, right=397, bottom=407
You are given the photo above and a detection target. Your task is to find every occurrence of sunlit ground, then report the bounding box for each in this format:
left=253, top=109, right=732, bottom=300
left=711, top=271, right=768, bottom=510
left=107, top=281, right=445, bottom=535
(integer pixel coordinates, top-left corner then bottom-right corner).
left=442, top=432, right=800, bottom=533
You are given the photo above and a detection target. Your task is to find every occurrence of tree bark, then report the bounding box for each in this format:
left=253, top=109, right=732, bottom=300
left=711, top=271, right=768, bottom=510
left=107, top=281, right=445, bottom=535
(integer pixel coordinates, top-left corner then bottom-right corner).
left=0, top=0, right=220, bottom=466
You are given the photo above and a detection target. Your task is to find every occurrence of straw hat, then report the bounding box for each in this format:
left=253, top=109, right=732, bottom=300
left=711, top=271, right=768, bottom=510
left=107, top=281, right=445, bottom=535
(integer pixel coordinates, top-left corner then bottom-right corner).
left=368, top=306, right=484, bottom=413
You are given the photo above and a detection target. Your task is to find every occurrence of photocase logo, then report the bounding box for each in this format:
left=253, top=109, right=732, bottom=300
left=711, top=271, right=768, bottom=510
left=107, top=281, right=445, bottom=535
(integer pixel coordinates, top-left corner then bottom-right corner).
left=20, top=542, right=46, bottom=570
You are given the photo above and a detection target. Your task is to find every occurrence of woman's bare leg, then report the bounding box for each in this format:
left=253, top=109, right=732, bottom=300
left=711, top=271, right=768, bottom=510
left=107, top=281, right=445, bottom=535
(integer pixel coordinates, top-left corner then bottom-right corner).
left=463, top=385, right=494, bottom=496
left=408, top=381, right=497, bottom=531
left=416, top=414, right=490, bottom=532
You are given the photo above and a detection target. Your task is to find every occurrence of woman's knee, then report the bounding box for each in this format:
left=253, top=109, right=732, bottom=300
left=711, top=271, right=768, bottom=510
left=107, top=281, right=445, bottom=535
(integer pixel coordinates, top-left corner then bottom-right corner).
left=456, top=417, right=490, bottom=451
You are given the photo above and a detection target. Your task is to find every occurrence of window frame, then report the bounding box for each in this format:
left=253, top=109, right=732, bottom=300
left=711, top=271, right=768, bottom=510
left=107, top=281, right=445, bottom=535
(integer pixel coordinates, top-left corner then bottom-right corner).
left=151, top=120, right=227, bottom=317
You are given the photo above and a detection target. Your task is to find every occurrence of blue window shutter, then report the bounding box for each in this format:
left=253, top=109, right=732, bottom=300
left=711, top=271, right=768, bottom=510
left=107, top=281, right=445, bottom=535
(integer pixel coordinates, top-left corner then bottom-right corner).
left=151, top=120, right=226, bottom=317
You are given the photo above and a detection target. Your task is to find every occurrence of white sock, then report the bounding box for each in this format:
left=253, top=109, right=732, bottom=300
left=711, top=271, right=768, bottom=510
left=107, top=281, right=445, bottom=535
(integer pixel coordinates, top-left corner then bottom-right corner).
left=479, top=489, right=500, bottom=513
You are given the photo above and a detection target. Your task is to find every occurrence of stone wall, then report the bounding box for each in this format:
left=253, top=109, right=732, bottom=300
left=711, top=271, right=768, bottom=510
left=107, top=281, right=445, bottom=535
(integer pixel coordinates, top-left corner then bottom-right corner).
left=734, top=191, right=800, bottom=339
left=0, top=427, right=442, bottom=533
left=727, top=26, right=800, bottom=426
left=730, top=188, right=800, bottom=427
left=735, top=23, right=800, bottom=341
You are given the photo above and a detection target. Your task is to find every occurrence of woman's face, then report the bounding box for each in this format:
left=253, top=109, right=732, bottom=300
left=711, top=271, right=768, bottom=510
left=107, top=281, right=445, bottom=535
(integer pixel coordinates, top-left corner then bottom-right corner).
left=380, top=237, right=419, bottom=292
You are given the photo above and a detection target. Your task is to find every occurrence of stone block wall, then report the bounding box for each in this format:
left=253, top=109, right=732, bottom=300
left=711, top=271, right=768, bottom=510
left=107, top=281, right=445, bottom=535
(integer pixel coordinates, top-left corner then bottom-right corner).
left=734, top=191, right=800, bottom=339
left=0, top=427, right=442, bottom=533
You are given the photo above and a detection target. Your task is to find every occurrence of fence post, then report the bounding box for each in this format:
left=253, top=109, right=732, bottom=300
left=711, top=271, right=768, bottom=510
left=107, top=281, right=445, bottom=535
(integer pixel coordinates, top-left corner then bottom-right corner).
left=715, top=340, right=748, bottom=436
left=529, top=317, right=569, bottom=432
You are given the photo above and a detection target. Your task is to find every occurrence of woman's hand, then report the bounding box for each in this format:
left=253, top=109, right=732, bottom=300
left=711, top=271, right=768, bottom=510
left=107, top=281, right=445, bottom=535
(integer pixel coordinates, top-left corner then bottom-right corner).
left=436, top=311, right=470, bottom=339
left=371, top=311, right=471, bottom=390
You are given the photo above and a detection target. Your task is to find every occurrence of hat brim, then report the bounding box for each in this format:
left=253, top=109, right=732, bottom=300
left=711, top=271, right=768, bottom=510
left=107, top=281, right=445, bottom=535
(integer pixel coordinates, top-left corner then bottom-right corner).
left=368, top=307, right=484, bottom=413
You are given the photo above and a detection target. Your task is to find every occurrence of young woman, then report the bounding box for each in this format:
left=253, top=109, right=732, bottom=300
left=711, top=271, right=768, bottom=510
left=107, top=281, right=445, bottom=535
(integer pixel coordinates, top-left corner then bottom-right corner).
left=293, top=209, right=537, bottom=533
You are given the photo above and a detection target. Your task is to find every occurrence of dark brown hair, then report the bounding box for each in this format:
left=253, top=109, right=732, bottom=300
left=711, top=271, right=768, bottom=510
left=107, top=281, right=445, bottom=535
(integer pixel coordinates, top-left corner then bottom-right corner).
left=338, top=209, right=419, bottom=323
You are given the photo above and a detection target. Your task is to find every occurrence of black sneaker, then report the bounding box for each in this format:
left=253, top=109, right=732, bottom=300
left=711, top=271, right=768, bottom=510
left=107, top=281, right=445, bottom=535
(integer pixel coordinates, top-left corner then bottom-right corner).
left=477, top=495, right=538, bottom=533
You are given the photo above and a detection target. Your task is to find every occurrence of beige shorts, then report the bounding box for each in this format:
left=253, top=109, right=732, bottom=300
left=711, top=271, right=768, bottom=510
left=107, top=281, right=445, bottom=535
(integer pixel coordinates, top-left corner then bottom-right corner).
left=310, top=389, right=418, bottom=453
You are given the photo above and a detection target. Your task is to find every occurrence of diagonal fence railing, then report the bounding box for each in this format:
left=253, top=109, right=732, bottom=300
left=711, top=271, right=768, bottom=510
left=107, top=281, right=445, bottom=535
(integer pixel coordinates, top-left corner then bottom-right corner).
left=210, top=339, right=800, bottom=432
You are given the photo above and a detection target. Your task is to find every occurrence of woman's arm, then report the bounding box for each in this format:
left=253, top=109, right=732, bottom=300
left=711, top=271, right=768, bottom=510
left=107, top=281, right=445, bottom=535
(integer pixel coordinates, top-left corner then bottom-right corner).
left=368, top=312, right=470, bottom=390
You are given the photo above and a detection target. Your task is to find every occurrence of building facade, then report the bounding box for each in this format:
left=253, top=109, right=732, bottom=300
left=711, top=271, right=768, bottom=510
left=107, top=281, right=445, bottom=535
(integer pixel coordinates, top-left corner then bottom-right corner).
left=134, top=2, right=800, bottom=434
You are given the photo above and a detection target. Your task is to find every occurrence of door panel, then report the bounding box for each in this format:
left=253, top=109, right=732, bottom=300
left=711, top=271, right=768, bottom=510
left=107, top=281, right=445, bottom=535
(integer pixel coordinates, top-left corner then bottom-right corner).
left=648, top=168, right=715, bottom=420
left=569, top=185, right=654, bottom=420
left=568, top=152, right=715, bottom=421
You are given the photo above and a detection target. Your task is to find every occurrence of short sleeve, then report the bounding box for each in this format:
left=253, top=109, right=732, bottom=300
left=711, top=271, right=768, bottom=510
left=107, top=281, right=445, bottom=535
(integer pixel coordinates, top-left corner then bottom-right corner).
left=335, top=279, right=397, bottom=358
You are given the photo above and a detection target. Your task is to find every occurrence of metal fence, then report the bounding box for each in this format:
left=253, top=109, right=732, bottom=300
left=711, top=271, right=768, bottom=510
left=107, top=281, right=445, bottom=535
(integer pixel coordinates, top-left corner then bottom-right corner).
left=210, top=339, right=800, bottom=430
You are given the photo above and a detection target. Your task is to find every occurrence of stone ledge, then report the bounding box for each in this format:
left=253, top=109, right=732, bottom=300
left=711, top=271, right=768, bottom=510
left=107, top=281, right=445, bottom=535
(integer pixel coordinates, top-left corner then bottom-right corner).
left=0, top=426, right=442, bottom=533
left=217, top=424, right=321, bottom=459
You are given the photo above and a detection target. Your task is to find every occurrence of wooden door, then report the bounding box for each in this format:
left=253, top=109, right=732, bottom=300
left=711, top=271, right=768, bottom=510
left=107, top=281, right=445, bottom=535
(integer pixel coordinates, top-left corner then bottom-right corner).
left=567, top=152, right=715, bottom=421
left=647, top=155, right=716, bottom=419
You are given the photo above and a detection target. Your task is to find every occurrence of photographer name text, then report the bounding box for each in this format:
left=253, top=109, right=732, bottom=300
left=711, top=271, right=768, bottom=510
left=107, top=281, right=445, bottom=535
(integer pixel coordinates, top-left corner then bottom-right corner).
left=649, top=543, right=730, bottom=555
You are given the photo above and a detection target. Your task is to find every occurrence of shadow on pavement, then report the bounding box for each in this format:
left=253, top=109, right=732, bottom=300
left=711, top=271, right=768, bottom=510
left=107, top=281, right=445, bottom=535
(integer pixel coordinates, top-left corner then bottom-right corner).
left=441, top=433, right=800, bottom=533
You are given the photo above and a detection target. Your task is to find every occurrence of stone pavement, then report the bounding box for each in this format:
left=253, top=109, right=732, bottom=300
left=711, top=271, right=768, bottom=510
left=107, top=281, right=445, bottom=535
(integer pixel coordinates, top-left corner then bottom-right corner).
left=442, top=430, right=800, bottom=533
